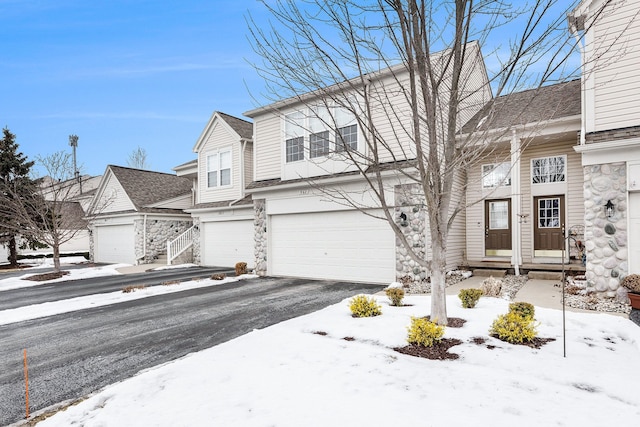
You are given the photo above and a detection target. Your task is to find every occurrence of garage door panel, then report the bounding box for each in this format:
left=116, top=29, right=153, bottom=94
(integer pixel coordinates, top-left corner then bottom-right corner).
left=94, top=224, right=135, bottom=265
left=202, top=220, right=254, bottom=268
left=270, top=211, right=395, bottom=283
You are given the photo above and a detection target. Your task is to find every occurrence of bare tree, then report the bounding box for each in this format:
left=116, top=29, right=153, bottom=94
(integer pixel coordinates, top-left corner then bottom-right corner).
left=127, top=146, right=150, bottom=170
left=0, top=151, right=108, bottom=272
left=247, top=0, right=610, bottom=324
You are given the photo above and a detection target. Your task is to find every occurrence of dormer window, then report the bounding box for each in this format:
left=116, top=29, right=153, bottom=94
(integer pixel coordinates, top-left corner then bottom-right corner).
left=207, top=148, right=231, bottom=188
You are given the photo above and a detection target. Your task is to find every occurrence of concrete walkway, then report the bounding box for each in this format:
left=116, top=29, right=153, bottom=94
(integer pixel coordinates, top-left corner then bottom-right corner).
left=445, top=275, right=628, bottom=318
left=115, top=262, right=175, bottom=274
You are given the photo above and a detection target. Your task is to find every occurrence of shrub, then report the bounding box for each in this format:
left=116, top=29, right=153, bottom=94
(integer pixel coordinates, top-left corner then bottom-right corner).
left=407, top=317, right=445, bottom=347
left=349, top=295, right=382, bottom=318
left=458, top=288, right=483, bottom=308
left=489, top=312, right=537, bottom=344
left=161, top=280, right=181, bottom=286
left=481, top=276, right=502, bottom=297
left=509, top=302, right=535, bottom=320
left=211, top=273, right=226, bottom=280
left=235, top=262, right=248, bottom=276
left=620, top=274, right=640, bottom=293
left=385, top=287, right=405, bottom=306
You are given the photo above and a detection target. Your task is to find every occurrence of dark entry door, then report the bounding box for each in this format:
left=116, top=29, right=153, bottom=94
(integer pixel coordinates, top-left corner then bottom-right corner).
left=534, top=195, right=565, bottom=257
left=485, top=199, right=512, bottom=256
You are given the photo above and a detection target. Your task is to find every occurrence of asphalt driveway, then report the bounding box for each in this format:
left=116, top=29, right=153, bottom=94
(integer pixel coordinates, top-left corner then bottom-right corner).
left=0, top=275, right=384, bottom=426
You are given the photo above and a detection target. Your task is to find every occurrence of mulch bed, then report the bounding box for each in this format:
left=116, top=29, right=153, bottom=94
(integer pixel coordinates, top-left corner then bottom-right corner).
left=0, top=263, right=33, bottom=270
left=425, top=316, right=467, bottom=328
left=23, top=271, right=70, bottom=281
left=394, top=338, right=464, bottom=360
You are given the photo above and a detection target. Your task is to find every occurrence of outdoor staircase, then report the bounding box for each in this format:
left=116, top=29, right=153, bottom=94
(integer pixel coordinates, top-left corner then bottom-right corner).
left=166, top=226, right=195, bottom=265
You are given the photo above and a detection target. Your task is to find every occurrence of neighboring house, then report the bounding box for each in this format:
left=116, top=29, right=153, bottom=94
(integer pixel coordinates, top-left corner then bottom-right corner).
left=88, top=165, right=193, bottom=265
left=243, top=42, right=491, bottom=283
left=177, top=111, right=255, bottom=269
left=462, top=80, right=585, bottom=272
left=20, top=174, right=102, bottom=256
left=569, top=0, right=640, bottom=296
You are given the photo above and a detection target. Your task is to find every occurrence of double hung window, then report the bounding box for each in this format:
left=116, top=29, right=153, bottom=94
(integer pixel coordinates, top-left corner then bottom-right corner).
left=207, top=149, right=231, bottom=188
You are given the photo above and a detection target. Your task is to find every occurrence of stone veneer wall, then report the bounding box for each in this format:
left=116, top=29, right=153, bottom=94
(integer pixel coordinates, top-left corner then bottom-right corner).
left=395, top=184, right=428, bottom=284
left=88, top=224, right=95, bottom=262
left=583, top=162, right=628, bottom=297
left=254, top=199, right=267, bottom=276
left=192, top=218, right=201, bottom=265
left=134, top=218, right=193, bottom=264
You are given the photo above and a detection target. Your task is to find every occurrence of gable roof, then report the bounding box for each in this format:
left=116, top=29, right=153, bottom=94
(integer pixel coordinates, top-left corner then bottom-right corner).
left=193, top=111, right=253, bottom=152
left=108, top=165, right=192, bottom=210
left=461, top=79, right=581, bottom=134
left=217, top=111, right=253, bottom=140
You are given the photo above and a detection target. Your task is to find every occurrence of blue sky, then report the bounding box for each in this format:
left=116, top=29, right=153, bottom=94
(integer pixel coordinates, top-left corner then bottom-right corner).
left=1, top=0, right=267, bottom=177
left=0, top=0, right=579, bottom=178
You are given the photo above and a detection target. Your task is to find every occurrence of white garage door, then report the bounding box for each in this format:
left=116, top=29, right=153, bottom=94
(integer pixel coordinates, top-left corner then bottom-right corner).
left=270, top=210, right=395, bottom=283
left=202, top=220, right=254, bottom=268
left=94, top=224, right=135, bottom=265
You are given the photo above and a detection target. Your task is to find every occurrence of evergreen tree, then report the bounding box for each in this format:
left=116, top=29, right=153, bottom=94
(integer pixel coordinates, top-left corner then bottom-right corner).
left=0, top=127, right=36, bottom=266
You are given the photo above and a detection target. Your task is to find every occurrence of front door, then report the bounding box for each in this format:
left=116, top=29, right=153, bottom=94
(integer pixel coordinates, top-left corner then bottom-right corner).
left=534, top=195, right=565, bottom=257
left=485, top=199, right=512, bottom=256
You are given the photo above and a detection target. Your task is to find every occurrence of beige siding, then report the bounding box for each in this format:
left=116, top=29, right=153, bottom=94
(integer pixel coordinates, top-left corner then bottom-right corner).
left=464, top=141, right=583, bottom=264
left=465, top=149, right=512, bottom=262
left=100, top=173, right=135, bottom=213
left=519, top=140, right=583, bottom=263
left=592, top=0, right=640, bottom=131
left=244, top=143, right=254, bottom=189
left=446, top=169, right=467, bottom=269
left=253, top=114, right=281, bottom=181
left=198, top=122, right=243, bottom=204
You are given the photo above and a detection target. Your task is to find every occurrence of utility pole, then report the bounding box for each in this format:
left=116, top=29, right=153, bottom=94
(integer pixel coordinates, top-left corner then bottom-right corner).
left=68, top=134, right=82, bottom=193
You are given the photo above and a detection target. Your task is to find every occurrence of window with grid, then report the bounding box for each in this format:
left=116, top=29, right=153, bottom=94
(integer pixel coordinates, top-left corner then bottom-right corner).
left=207, top=149, right=231, bottom=188
left=336, top=124, right=358, bottom=152
left=286, top=137, right=304, bottom=162
left=538, top=198, right=560, bottom=228
left=310, top=130, right=330, bottom=158
left=482, top=163, right=511, bottom=188
left=532, top=156, right=565, bottom=184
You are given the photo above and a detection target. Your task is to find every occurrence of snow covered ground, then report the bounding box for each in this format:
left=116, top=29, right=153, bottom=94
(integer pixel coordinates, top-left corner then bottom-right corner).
left=33, top=292, right=640, bottom=426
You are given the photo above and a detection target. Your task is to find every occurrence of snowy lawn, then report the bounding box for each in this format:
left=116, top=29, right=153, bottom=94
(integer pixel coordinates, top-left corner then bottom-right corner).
left=38, top=293, right=640, bottom=427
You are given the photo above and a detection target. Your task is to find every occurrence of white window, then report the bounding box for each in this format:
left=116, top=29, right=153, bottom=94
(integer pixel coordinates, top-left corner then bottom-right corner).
left=285, top=111, right=305, bottom=163
left=207, top=149, right=231, bottom=188
left=310, top=130, right=330, bottom=158
left=482, top=163, right=511, bottom=188
left=532, top=156, right=565, bottom=184
left=337, top=124, right=358, bottom=152
left=489, top=201, right=509, bottom=229
left=286, top=137, right=304, bottom=162
left=538, top=197, right=560, bottom=228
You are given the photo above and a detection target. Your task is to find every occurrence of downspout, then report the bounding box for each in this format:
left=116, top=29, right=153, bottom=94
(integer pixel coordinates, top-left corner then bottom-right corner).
left=511, top=130, right=522, bottom=276
left=569, top=12, right=587, bottom=145
left=229, top=139, right=248, bottom=206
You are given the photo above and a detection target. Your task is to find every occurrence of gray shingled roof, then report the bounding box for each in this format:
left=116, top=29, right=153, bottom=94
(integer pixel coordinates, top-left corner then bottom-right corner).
left=109, top=165, right=192, bottom=210
left=461, top=79, right=581, bottom=133
left=217, top=111, right=253, bottom=140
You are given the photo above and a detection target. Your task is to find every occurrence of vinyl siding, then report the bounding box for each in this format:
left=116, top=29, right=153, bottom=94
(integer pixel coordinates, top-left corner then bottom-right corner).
left=253, top=114, right=281, bottom=181
left=446, top=169, right=467, bottom=269
left=465, top=140, right=583, bottom=263
left=100, top=172, right=135, bottom=213
left=198, top=122, right=243, bottom=204
left=592, top=0, right=640, bottom=132
left=244, top=143, right=254, bottom=190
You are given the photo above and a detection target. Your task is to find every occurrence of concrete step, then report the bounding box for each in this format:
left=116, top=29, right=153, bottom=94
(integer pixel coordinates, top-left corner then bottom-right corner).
left=472, top=269, right=506, bottom=277
left=527, top=271, right=564, bottom=280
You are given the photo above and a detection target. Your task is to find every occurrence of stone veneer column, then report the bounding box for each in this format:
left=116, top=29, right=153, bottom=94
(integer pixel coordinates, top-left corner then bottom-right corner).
left=88, top=224, right=95, bottom=262
left=192, top=218, right=201, bottom=265
left=583, top=162, right=628, bottom=297
left=395, top=184, right=428, bottom=284
left=254, top=199, right=268, bottom=276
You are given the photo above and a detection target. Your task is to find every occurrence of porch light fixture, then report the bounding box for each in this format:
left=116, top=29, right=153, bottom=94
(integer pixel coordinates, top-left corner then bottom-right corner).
left=605, top=200, right=615, bottom=218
